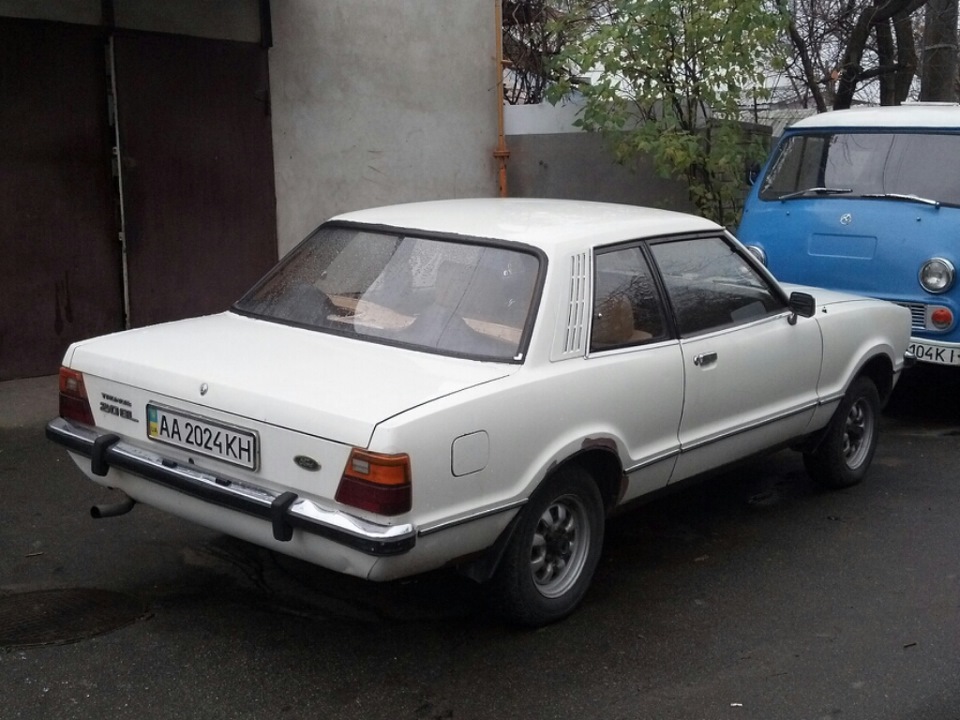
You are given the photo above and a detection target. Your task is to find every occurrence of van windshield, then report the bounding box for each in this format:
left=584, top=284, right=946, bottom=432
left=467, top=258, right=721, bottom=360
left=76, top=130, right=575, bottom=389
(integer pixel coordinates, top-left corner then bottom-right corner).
left=759, top=132, right=960, bottom=206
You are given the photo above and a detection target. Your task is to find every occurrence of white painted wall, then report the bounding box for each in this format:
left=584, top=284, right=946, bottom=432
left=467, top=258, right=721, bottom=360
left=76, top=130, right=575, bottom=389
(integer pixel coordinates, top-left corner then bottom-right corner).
left=269, top=1, right=500, bottom=254
left=504, top=98, right=586, bottom=135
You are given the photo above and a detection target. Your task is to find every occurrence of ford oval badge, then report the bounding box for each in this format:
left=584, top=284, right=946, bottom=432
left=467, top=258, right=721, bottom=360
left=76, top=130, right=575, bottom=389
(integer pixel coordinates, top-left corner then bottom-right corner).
left=294, top=455, right=320, bottom=472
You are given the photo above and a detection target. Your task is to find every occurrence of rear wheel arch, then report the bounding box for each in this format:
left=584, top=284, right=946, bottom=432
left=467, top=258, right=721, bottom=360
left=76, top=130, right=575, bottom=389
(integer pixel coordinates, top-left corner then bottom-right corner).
left=458, top=445, right=622, bottom=587
left=563, top=447, right=625, bottom=514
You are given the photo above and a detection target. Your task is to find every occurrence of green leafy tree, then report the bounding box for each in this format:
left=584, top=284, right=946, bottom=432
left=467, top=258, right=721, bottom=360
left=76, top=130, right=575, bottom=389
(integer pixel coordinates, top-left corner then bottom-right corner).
left=547, top=0, right=786, bottom=225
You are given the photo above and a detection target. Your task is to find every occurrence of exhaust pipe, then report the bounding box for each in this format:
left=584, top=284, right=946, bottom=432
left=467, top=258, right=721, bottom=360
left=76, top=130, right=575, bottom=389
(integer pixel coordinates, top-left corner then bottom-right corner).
left=91, top=492, right=137, bottom=519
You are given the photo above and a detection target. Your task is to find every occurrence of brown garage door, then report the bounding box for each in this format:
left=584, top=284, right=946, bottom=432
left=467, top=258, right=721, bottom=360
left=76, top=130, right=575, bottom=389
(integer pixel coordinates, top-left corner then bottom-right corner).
left=0, top=21, right=278, bottom=381
left=114, top=32, right=278, bottom=328
left=0, top=19, right=122, bottom=380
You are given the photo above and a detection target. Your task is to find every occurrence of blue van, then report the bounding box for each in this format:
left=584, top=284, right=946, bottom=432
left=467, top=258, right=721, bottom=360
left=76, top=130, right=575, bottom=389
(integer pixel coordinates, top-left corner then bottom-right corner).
left=738, top=104, right=960, bottom=367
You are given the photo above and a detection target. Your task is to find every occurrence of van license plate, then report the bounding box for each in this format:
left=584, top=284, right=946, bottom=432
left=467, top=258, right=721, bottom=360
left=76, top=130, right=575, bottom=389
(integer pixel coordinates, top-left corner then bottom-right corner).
left=907, top=341, right=960, bottom=366
left=146, top=404, right=258, bottom=469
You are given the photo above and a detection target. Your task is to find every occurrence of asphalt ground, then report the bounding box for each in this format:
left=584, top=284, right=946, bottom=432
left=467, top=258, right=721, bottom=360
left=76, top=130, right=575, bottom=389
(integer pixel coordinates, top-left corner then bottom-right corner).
left=1, top=367, right=958, bottom=720
left=0, top=374, right=58, bottom=430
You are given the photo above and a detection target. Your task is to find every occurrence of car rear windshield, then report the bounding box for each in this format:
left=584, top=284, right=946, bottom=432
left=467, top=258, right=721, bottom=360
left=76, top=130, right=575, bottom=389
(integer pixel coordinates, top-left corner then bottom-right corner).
left=234, top=224, right=541, bottom=362
left=759, top=131, right=960, bottom=206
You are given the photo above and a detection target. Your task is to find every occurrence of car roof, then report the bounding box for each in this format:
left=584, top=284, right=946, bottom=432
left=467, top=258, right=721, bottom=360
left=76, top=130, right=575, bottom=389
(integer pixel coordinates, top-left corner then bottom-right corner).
left=788, top=103, right=960, bottom=131
left=329, top=198, right=720, bottom=250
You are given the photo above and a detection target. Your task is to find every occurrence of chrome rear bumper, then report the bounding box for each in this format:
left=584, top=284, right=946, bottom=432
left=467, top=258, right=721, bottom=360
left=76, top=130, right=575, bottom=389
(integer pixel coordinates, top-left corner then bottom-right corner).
left=46, top=417, right=415, bottom=556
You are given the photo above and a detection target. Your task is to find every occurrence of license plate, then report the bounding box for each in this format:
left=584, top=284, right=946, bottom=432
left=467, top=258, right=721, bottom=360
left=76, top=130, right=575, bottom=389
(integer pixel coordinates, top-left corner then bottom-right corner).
left=907, top=341, right=960, bottom=367
left=146, top=404, right=258, bottom=469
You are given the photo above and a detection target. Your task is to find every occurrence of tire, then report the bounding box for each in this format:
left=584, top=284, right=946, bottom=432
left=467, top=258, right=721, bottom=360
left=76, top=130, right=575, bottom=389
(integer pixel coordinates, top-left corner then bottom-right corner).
left=803, top=376, right=880, bottom=489
left=490, top=465, right=605, bottom=627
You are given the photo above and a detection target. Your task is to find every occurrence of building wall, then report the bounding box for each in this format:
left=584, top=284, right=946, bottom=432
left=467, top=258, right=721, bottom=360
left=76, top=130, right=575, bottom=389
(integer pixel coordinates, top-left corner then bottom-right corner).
left=504, top=132, right=695, bottom=213
left=269, top=1, right=500, bottom=254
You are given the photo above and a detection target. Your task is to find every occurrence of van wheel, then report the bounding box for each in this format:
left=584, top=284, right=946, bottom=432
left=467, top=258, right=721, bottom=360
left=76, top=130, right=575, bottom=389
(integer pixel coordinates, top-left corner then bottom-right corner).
left=490, top=465, right=604, bottom=627
left=804, top=376, right=880, bottom=488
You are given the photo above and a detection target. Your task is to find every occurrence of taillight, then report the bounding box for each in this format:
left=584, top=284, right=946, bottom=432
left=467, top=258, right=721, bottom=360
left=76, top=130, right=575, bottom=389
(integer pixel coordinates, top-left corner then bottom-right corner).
left=335, top=449, right=411, bottom=516
left=58, top=367, right=95, bottom=425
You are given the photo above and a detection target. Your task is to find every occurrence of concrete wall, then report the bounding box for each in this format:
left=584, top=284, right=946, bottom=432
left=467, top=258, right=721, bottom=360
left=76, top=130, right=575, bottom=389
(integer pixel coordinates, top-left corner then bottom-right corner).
left=504, top=102, right=695, bottom=213
left=504, top=132, right=695, bottom=212
left=269, top=1, right=500, bottom=254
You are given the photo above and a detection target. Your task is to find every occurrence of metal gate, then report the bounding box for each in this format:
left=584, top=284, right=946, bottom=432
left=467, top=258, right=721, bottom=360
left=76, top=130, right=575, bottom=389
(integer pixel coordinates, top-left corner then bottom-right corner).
left=0, top=19, right=278, bottom=381
left=0, top=19, right=122, bottom=380
left=113, top=31, right=277, bottom=328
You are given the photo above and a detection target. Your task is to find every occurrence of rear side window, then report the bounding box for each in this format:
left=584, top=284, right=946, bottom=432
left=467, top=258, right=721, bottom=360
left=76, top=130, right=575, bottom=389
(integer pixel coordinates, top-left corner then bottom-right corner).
left=591, top=246, right=667, bottom=351
left=650, top=237, right=786, bottom=336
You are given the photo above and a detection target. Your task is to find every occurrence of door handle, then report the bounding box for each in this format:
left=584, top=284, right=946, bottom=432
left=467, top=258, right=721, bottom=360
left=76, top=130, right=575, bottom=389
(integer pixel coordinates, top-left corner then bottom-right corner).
left=693, top=351, right=718, bottom=367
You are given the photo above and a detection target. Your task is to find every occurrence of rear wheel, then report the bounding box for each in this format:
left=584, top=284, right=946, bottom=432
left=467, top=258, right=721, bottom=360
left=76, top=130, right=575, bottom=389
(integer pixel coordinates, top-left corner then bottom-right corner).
left=490, top=465, right=604, bottom=627
left=803, top=376, right=880, bottom=488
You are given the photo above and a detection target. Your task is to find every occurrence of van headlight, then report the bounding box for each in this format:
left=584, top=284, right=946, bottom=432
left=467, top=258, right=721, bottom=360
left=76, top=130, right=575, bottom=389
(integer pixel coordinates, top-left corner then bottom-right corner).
left=746, top=245, right=767, bottom=266
left=919, top=258, right=955, bottom=294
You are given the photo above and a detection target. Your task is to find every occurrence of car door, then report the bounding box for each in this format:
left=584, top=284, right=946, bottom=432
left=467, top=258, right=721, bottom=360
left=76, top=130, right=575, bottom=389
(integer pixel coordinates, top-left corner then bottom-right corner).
left=648, top=235, right=823, bottom=482
left=588, top=244, right=684, bottom=502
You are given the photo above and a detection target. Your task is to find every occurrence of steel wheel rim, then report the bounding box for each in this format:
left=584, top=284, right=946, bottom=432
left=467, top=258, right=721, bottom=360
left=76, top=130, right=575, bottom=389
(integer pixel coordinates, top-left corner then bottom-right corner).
left=529, top=494, right=591, bottom=598
left=842, top=397, right=874, bottom=469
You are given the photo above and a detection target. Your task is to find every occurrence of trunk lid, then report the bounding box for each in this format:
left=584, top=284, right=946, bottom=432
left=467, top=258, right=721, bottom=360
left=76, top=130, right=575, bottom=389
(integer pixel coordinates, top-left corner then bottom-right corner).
left=67, top=312, right=515, bottom=448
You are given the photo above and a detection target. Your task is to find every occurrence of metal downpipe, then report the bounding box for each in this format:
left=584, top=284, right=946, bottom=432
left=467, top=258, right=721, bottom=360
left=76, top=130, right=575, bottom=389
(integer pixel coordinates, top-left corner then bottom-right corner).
left=494, top=0, right=510, bottom=197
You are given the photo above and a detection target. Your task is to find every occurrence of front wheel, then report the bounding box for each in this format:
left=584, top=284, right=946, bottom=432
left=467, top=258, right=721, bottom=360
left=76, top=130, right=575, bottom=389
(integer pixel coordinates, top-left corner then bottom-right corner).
left=803, top=376, right=880, bottom=488
left=489, top=466, right=605, bottom=627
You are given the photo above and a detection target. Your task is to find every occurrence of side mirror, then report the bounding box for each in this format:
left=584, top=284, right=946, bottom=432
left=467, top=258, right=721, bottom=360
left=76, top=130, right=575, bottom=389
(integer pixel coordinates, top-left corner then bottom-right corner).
left=788, top=291, right=816, bottom=324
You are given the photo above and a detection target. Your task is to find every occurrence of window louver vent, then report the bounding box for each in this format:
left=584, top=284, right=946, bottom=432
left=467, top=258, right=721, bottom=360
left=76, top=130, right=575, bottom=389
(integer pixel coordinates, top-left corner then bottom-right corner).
left=563, top=252, right=590, bottom=354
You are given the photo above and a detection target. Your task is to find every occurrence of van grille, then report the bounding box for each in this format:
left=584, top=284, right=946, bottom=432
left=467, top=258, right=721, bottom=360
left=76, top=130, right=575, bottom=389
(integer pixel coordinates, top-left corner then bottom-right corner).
left=895, top=302, right=926, bottom=332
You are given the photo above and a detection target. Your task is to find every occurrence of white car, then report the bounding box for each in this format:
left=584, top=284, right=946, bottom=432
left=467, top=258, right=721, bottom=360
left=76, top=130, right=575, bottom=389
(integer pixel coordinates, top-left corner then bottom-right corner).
left=47, top=199, right=912, bottom=626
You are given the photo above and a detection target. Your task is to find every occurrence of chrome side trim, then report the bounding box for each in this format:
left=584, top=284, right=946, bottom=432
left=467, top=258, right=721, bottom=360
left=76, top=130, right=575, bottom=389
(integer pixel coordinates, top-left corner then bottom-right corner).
left=46, top=417, right=415, bottom=556
left=680, top=400, right=821, bottom=453
left=624, top=446, right=681, bottom=474
left=417, top=499, right=527, bottom=537
left=624, top=397, right=838, bottom=473
left=818, top=391, right=844, bottom=406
